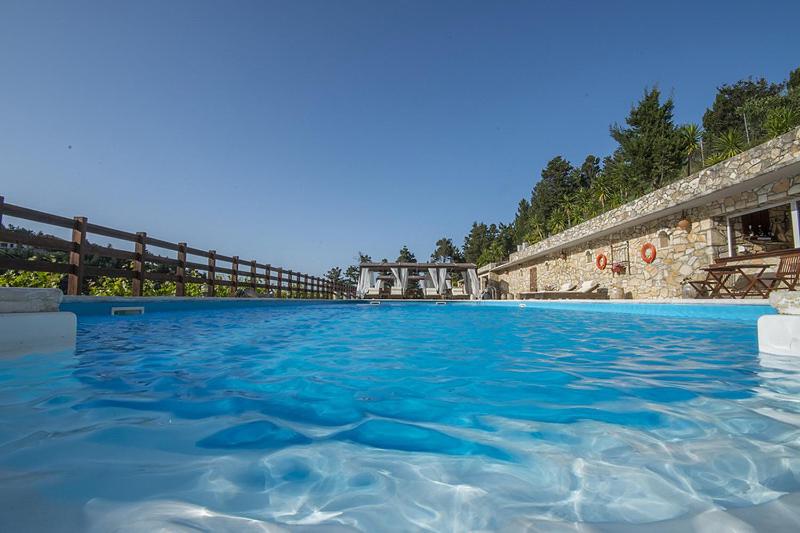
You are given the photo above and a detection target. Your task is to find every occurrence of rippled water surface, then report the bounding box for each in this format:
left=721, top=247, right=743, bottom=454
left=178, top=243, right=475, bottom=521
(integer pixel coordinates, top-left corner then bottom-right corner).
left=2, top=302, right=800, bottom=531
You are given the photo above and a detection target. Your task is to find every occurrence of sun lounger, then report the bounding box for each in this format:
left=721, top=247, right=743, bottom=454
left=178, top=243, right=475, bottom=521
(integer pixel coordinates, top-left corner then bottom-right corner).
left=423, top=287, right=440, bottom=299
left=519, top=281, right=604, bottom=300
left=364, top=287, right=381, bottom=298
left=450, top=286, right=469, bottom=299
left=389, top=287, right=404, bottom=298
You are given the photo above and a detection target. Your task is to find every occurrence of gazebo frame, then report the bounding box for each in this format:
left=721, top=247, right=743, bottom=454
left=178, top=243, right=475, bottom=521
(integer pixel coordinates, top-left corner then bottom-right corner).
left=357, top=262, right=480, bottom=299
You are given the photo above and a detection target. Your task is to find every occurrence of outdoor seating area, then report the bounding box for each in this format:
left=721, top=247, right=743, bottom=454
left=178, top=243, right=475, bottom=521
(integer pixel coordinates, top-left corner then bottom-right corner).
left=687, top=252, right=800, bottom=299
left=357, top=262, right=482, bottom=300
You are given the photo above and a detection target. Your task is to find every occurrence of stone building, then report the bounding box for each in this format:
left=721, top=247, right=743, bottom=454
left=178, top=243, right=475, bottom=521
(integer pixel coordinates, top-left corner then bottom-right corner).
left=479, top=127, right=800, bottom=299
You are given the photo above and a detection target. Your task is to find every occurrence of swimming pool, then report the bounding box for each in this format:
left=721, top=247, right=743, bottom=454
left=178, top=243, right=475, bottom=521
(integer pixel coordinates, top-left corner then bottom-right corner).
left=1, top=301, right=799, bottom=531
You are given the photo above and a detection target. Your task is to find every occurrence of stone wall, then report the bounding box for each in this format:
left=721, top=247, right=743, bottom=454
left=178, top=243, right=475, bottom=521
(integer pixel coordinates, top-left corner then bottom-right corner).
left=491, top=127, right=800, bottom=299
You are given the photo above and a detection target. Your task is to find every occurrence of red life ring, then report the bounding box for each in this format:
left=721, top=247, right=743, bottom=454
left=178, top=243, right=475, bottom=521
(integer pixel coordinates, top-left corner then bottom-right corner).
left=641, top=243, right=657, bottom=263
left=596, top=253, right=608, bottom=270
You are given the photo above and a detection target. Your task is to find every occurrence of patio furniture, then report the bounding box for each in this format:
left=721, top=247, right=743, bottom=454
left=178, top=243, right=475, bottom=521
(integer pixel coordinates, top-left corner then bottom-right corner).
left=422, top=287, right=440, bottom=299
left=753, top=253, right=800, bottom=293
left=450, top=286, right=469, bottom=299
left=364, top=287, right=381, bottom=298
left=389, top=287, right=404, bottom=298
left=520, top=281, right=603, bottom=300
left=697, top=263, right=771, bottom=298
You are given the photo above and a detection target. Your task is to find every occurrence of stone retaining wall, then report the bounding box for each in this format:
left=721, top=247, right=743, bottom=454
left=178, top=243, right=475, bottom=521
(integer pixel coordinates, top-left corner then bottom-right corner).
left=491, top=127, right=800, bottom=299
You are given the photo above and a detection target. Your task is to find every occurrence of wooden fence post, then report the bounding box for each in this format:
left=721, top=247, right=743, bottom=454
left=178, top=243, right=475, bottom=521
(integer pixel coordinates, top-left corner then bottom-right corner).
left=265, top=264, right=271, bottom=295
left=207, top=250, right=216, bottom=297
left=67, top=216, right=88, bottom=295
left=175, top=242, right=187, bottom=296
left=303, top=273, right=309, bottom=298
left=277, top=269, right=283, bottom=298
left=250, top=260, right=257, bottom=291
left=132, top=232, right=146, bottom=297
left=0, top=196, right=4, bottom=227
left=231, top=256, right=239, bottom=296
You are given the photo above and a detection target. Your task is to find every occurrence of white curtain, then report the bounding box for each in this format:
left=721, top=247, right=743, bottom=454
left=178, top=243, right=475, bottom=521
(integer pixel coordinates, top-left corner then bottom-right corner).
left=427, top=268, right=440, bottom=293
left=465, top=268, right=480, bottom=299
left=390, top=267, right=409, bottom=291
left=437, top=268, right=449, bottom=295
left=357, top=268, right=371, bottom=298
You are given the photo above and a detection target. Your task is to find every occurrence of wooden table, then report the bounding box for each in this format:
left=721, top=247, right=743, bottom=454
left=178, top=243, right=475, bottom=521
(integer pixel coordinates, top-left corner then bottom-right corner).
left=700, top=263, right=771, bottom=298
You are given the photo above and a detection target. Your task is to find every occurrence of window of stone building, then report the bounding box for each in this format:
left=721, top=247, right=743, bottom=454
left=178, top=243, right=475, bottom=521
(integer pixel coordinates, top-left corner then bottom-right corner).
left=658, top=231, right=670, bottom=249
left=726, top=202, right=797, bottom=257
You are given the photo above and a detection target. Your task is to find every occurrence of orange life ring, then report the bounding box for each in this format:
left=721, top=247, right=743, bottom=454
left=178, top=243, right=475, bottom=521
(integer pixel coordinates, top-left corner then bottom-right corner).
left=641, top=243, right=657, bottom=263
left=596, top=253, right=608, bottom=270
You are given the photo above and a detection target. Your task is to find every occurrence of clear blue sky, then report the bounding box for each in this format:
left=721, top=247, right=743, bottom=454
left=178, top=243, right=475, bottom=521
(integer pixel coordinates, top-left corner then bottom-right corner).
left=1, top=1, right=798, bottom=274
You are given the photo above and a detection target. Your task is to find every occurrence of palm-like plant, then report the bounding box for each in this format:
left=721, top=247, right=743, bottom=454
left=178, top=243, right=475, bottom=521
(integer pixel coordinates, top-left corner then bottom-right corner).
left=572, top=188, right=595, bottom=221
left=526, top=220, right=547, bottom=243
left=764, top=106, right=800, bottom=138
left=558, top=193, right=577, bottom=227
left=590, top=175, right=613, bottom=213
left=547, top=209, right=567, bottom=235
left=680, top=123, right=702, bottom=175
left=712, top=129, right=745, bottom=161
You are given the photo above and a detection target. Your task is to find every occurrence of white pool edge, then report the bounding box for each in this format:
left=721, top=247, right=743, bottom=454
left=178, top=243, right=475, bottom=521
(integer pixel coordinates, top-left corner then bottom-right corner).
left=0, top=311, right=77, bottom=358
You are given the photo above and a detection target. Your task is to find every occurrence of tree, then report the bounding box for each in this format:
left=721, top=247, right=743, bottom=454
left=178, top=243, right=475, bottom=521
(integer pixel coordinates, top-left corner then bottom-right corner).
left=609, top=87, right=686, bottom=190
left=342, top=252, right=372, bottom=285
left=477, top=239, right=508, bottom=266
left=789, top=67, right=800, bottom=95
left=463, top=222, right=497, bottom=264
left=325, top=267, right=343, bottom=283
left=702, top=77, right=782, bottom=142
left=577, top=155, right=601, bottom=188
left=396, top=245, right=417, bottom=263
left=680, top=123, right=702, bottom=175
left=430, top=237, right=463, bottom=263
left=530, top=156, right=574, bottom=224
left=344, top=265, right=359, bottom=285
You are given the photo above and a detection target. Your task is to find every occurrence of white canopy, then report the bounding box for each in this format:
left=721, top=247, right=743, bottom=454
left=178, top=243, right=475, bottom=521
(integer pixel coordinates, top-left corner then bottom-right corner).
left=464, top=268, right=481, bottom=299
left=428, top=267, right=449, bottom=295
left=356, top=268, right=372, bottom=298
left=390, top=267, right=409, bottom=292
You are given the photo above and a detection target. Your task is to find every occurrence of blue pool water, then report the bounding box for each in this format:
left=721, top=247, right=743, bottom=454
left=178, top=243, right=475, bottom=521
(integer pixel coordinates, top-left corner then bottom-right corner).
left=1, top=302, right=800, bottom=531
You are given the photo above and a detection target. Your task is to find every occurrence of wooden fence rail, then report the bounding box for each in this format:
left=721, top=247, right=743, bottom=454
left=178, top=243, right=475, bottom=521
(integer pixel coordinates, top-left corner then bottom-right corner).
left=0, top=196, right=356, bottom=299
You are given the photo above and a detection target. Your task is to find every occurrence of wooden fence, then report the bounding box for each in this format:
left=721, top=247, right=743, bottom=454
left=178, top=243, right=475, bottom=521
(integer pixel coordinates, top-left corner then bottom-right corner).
left=0, top=196, right=355, bottom=299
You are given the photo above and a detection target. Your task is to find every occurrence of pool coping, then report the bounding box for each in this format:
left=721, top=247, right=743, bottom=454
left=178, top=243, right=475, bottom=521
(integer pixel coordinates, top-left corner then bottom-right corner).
left=59, top=294, right=774, bottom=319
left=61, top=295, right=773, bottom=306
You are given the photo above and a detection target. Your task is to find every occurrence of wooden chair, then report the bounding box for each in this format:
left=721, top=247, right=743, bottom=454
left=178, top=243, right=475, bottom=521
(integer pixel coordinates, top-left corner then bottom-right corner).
left=687, top=272, right=714, bottom=297
left=757, top=253, right=800, bottom=293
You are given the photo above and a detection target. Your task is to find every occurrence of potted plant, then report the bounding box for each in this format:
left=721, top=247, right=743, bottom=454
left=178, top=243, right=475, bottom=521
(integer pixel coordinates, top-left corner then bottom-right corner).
left=610, top=262, right=626, bottom=275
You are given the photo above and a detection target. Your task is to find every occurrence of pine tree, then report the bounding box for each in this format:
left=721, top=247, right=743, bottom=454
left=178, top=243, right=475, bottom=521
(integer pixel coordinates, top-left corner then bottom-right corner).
left=610, top=87, right=686, bottom=190
left=396, top=245, right=416, bottom=263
